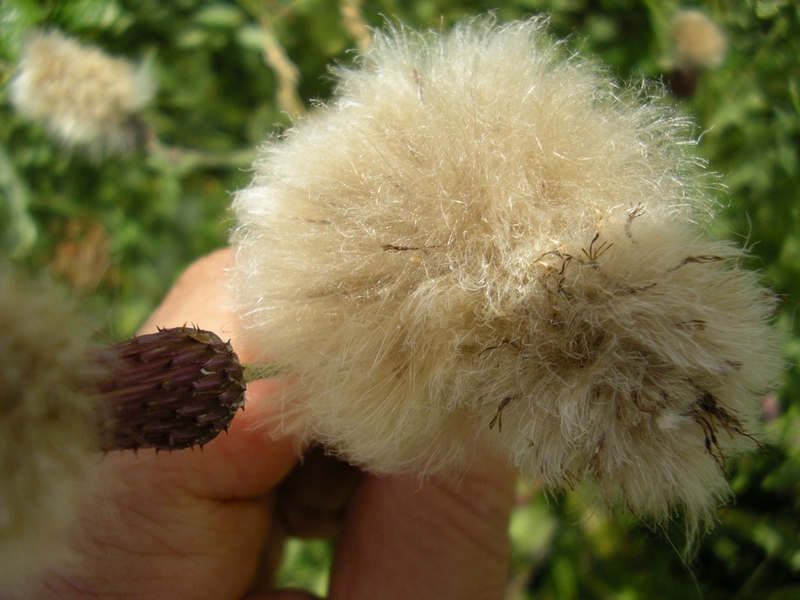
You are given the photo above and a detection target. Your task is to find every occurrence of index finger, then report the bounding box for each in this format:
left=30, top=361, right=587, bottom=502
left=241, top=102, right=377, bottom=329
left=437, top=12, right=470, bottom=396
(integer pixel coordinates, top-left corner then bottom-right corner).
left=132, top=248, right=299, bottom=499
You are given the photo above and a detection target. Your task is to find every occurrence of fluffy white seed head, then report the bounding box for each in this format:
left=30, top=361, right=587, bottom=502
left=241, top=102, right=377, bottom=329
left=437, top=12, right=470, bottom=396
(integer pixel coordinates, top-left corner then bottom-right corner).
left=232, top=18, right=782, bottom=534
left=0, top=265, right=100, bottom=585
left=10, top=29, right=155, bottom=156
left=670, top=9, right=728, bottom=70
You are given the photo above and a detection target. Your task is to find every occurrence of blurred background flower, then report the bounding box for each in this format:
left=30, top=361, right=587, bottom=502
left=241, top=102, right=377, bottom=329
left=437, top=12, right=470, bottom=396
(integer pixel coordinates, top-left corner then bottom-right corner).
left=10, top=29, right=155, bottom=156
left=670, top=8, right=727, bottom=70
left=664, top=8, right=727, bottom=97
left=0, top=264, right=100, bottom=587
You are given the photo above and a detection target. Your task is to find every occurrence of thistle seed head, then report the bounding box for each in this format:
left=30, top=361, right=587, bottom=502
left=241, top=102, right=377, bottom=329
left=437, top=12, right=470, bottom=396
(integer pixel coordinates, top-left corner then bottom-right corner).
left=232, top=17, right=783, bottom=536
left=670, top=9, right=728, bottom=70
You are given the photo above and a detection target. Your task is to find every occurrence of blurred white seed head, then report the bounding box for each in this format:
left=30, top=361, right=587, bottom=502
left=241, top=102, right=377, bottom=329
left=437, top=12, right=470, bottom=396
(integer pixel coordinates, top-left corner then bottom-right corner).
left=9, top=29, right=155, bottom=156
left=0, top=265, right=100, bottom=585
left=670, top=9, right=728, bottom=70
left=232, top=18, right=783, bottom=536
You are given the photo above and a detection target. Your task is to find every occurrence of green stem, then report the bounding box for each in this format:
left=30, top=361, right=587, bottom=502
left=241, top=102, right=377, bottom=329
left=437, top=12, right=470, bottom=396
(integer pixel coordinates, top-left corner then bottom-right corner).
left=146, top=136, right=255, bottom=176
left=243, top=361, right=288, bottom=383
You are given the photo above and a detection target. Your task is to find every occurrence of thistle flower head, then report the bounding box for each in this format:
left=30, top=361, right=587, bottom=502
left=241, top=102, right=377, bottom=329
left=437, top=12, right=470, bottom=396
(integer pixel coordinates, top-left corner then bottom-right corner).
left=670, top=9, right=728, bottom=70
left=0, top=265, right=101, bottom=584
left=9, top=29, right=155, bottom=156
left=232, top=18, right=783, bottom=535
left=96, top=326, right=247, bottom=451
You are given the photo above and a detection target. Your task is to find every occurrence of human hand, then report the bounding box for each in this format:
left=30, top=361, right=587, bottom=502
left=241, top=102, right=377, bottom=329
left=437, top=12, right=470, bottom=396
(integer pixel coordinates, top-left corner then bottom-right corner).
left=10, top=249, right=515, bottom=600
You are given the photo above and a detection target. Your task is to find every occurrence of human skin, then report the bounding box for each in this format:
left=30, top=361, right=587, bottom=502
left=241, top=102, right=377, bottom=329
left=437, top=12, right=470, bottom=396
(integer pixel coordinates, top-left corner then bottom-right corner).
left=11, top=248, right=515, bottom=600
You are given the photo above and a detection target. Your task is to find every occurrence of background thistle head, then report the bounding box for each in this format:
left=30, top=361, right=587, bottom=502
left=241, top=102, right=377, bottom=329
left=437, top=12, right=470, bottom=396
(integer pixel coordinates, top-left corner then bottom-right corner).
left=9, top=29, right=155, bottom=157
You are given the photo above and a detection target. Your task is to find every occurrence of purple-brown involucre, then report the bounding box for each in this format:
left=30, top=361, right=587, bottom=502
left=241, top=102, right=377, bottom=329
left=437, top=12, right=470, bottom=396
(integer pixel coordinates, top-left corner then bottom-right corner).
left=96, top=326, right=246, bottom=451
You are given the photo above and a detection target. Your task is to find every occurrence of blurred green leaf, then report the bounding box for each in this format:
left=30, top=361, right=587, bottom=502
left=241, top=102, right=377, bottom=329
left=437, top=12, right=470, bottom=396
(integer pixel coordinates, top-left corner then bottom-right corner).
left=194, top=3, right=245, bottom=28
left=0, top=142, right=36, bottom=256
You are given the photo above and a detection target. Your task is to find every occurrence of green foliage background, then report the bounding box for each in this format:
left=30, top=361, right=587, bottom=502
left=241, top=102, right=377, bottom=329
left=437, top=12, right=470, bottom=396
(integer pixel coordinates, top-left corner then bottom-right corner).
left=1, top=0, right=798, bottom=598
